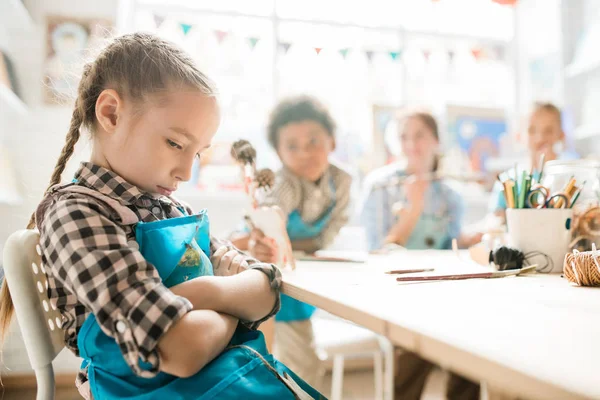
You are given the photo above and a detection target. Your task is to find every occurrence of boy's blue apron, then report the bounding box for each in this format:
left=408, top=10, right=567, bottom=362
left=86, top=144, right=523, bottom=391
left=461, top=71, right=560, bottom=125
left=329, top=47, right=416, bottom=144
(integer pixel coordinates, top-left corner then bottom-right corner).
left=275, top=179, right=335, bottom=323
left=76, top=207, right=323, bottom=399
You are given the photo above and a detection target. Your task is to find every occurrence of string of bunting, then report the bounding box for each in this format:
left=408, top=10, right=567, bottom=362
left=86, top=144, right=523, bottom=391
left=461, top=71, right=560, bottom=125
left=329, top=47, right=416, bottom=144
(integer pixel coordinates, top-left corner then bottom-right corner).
left=432, top=0, right=517, bottom=4
left=153, top=15, right=505, bottom=62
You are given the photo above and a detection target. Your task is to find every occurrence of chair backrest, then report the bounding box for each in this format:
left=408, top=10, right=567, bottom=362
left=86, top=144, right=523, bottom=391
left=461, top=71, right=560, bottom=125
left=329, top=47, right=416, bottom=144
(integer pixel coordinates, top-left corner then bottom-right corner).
left=3, top=229, right=64, bottom=370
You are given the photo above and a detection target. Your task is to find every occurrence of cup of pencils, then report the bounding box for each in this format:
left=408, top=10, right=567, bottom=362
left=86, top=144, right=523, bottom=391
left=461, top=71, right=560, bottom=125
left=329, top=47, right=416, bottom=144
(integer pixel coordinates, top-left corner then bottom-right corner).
left=506, top=208, right=572, bottom=273
left=500, top=158, right=580, bottom=273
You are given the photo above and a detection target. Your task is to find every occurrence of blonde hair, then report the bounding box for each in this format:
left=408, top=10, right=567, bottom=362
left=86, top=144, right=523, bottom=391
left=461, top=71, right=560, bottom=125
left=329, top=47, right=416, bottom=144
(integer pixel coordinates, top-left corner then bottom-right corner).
left=0, top=32, right=217, bottom=343
left=532, top=102, right=562, bottom=127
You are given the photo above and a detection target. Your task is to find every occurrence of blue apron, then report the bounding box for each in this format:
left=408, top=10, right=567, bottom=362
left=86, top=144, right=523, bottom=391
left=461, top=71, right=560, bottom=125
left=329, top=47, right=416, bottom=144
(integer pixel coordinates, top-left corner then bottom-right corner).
left=405, top=213, right=452, bottom=250
left=76, top=206, right=323, bottom=399
left=276, top=180, right=336, bottom=323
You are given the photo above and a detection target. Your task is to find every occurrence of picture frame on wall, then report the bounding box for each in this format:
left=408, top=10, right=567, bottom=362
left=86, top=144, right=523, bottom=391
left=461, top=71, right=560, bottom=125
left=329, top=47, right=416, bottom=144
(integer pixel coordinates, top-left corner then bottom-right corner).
left=44, top=15, right=113, bottom=104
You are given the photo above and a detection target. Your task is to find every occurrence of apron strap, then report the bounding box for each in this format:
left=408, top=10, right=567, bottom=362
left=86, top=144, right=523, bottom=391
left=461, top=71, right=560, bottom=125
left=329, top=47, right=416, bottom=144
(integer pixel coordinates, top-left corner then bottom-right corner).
left=49, top=183, right=139, bottom=225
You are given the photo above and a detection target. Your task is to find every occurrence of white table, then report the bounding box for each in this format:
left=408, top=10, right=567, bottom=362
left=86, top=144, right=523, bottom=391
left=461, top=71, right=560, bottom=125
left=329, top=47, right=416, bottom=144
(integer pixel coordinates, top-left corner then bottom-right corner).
left=281, top=250, right=600, bottom=400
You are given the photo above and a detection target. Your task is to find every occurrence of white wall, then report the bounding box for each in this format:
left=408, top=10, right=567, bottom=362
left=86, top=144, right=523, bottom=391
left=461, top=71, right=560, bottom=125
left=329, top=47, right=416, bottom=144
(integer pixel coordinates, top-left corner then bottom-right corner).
left=1, top=0, right=119, bottom=375
left=1, top=0, right=119, bottom=254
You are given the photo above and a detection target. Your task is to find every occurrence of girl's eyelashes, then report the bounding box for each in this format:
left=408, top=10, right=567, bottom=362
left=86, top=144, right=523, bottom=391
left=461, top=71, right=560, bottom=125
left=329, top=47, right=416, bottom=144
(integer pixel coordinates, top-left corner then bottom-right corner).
left=167, top=139, right=183, bottom=150
left=168, top=138, right=206, bottom=159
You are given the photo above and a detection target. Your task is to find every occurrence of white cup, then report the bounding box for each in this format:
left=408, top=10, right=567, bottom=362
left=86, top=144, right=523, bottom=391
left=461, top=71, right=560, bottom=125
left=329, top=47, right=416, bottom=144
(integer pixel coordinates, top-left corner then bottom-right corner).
left=506, top=208, right=573, bottom=274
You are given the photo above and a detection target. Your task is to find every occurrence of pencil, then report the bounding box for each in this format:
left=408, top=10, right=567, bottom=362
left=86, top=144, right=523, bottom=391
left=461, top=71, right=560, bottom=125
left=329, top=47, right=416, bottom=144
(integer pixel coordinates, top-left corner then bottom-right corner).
left=570, top=181, right=586, bottom=208
left=538, top=153, right=546, bottom=182
left=514, top=163, right=519, bottom=198
left=504, top=180, right=516, bottom=208
left=556, top=176, right=576, bottom=208
left=517, top=170, right=528, bottom=209
left=385, top=268, right=435, bottom=275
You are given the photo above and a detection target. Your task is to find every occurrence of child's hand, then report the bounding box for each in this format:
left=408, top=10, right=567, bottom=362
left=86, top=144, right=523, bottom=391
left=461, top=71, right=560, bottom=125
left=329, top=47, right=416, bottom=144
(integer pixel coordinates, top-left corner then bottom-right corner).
left=211, top=246, right=249, bottom=276
left=403, top=176, right=429, bottom=210
left=248, top=228, right=279, bottom=264
left=458, top=232, right=485, bottom=248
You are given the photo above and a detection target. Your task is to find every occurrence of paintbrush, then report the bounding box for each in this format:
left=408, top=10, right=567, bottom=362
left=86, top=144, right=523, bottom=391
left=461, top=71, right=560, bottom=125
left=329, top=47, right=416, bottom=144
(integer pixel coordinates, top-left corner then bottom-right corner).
left=385, top=268, right=435, bottom=275
left=396, top=265, right=537, bottom=282
left=538, top=153, right=546, bottom=182
left=244, top=215, right=256, bottom=231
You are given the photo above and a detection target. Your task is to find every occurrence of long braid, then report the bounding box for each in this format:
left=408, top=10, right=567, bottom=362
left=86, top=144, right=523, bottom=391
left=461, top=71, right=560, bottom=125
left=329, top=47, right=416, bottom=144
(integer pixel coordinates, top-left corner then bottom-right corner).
left=25, top=62, right=89, bottom=230
left=26, top=107, right=83, bottom=229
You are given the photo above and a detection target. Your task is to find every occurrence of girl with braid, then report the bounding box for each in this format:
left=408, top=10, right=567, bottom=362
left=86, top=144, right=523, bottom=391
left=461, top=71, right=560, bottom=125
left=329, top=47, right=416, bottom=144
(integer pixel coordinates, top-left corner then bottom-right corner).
left=0, top=33, right=322, bottom=399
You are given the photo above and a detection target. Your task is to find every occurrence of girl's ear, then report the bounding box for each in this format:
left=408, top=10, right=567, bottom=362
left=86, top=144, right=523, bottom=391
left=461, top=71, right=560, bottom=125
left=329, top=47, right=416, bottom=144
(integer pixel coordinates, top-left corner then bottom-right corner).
left=329, top=135, right=336, bottom=152
left=95, top=89, right=122, bottom=134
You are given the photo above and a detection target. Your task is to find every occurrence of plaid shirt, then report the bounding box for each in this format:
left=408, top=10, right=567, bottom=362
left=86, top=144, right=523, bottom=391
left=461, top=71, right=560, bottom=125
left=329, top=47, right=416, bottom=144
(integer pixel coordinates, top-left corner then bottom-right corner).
left=36, top=162, right=281, bottom=385
left=263, top=163, right=352, bottom=248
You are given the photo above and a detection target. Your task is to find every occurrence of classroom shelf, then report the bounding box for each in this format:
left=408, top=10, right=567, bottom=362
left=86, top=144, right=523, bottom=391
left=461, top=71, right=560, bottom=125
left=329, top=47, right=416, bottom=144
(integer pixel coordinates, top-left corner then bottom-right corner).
left=0, top=83, right=27, bottom=115
left=0, top=0, right=35, bottom=33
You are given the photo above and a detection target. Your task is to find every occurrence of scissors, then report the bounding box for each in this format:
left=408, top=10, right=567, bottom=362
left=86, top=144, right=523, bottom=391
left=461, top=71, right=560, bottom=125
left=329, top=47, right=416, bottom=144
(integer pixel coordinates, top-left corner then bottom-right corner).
left=526, top=184, right=571, bottom=209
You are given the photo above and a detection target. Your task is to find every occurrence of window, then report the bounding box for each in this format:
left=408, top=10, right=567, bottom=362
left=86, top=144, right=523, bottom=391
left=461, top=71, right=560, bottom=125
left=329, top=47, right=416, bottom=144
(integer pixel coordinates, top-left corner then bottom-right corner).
left=128, top=0, right=515, bottom=192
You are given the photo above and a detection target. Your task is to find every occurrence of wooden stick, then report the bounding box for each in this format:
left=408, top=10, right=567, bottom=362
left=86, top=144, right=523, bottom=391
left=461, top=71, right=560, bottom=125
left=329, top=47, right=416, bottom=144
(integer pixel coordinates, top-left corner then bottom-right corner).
left=397, top=272, right=497, bottom=281
left=386, top=268, right=435, bottom=275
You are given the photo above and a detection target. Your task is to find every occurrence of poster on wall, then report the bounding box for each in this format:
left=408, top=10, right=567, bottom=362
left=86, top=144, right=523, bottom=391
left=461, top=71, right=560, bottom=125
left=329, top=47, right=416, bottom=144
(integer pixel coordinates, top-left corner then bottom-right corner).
left=44, top=16, right=113, bottom=104
left=446, top=105, right=507, bottom=175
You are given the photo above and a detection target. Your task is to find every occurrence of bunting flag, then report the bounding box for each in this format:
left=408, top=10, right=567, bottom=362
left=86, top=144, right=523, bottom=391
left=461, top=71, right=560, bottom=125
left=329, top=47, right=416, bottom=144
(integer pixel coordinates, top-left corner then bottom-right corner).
left=248, top=37, right=260, bottom=50
left=448, top=50, right=455, bottom=62
left=365, top=50, right=374, bottom=62
left=214, top=30, right=228, bottom=43
left=471, top=48, right=484, bottom=61
left=314, top=47, right=323, bottom=55
left=180, top=23, right=193, bottom=35
left=422, top=50, right=431, bottom=62
left=153, top=14, right=165, bottom=29
left=339, top=48, right=350, bottom=59
left=278, top=42, right=291, bottom=54
left=389, top=51, right=402, bottom=61
left=492, top=0, right=518, bottom=5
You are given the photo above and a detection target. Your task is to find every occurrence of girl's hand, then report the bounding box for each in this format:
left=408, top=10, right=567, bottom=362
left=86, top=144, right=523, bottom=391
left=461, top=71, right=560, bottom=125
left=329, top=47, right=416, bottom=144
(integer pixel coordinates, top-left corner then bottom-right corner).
left=248, top=228, right=279, bottom=264
left=458, top=232, right=485, bottom=248
left=211, top=246, right=248, bottom=276
left=403, top=176, right=429, bottom=210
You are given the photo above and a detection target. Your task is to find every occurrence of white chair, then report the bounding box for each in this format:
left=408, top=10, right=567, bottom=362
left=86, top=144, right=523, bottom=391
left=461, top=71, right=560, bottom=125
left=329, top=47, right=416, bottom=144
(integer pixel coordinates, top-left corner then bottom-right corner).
left=312, top=312, right=394, bottom=400
left=3, top=229, right=65, bottom=400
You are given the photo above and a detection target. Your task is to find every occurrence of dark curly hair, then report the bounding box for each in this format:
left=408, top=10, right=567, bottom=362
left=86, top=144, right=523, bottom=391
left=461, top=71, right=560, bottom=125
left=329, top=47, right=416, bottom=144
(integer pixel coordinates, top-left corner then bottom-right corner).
left=267, top=95, right=336, bottom=149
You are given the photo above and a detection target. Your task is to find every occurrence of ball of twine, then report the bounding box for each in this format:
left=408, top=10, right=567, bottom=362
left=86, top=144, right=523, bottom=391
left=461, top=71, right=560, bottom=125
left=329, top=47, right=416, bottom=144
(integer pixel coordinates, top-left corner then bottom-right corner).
left=563, top=245, right=600, bottom=287
left=230, top=140, right=256, bottom=165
